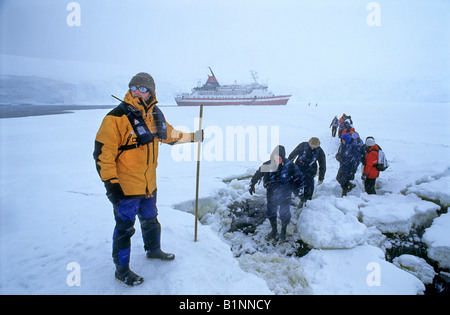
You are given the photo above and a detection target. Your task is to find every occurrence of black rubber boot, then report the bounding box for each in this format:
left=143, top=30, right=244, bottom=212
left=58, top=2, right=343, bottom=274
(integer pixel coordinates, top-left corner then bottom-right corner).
left=146, top=249, right=175, bottom=261
left=267, top=219, right=278, bottom=240
left=115, top=265, right=144, bottom=286
left=348, top=182, right=356, bottom=192
left=279, top=222, right=288, bottom=241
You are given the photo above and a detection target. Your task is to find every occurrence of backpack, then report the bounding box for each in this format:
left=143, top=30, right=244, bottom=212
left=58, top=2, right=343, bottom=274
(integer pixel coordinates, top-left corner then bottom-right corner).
left=376, top=149, right=389, bottom=171
left=367, top=146, right=389, bottom=171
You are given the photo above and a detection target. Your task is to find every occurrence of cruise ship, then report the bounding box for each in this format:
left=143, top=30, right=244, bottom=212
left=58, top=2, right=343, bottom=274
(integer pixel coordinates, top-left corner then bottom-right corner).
left=175, top=68, right=291, bottom=106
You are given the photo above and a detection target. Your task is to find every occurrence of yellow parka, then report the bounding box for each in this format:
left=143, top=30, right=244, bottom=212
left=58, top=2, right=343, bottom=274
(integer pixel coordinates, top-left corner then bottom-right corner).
left=94, top=91, right=193, bottom=198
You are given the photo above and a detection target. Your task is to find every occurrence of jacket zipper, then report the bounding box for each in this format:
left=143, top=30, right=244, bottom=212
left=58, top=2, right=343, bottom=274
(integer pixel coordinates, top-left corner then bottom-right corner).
left=144, top=142, right=150, bottom=197
left=144, top=107, right=156, bottom=197
left=152, top=141, right=155, bottom=164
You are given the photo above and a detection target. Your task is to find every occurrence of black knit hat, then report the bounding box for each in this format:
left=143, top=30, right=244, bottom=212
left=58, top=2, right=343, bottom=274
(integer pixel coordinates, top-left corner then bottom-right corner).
left=129, top=72, right=155, bottom=94
left=270, top=145, right=286, bottom=161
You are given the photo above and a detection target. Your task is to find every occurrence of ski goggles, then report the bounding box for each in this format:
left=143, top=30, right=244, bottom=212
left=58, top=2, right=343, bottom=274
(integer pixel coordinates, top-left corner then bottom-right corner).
left=130, top=86, right=149, bottom=93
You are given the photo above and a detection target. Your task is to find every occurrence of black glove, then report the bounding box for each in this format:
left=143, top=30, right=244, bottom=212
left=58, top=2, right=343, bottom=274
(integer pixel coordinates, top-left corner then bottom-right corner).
left=105, top=181, right=125, bottom=207
left=249, top=184, right=255, bottom=195
left=361, top=174, right=367, bottom=181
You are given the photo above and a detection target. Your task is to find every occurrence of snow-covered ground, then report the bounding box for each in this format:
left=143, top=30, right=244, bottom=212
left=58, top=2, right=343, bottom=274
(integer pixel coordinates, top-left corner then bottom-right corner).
left=0, top=101, right=449, bottom=295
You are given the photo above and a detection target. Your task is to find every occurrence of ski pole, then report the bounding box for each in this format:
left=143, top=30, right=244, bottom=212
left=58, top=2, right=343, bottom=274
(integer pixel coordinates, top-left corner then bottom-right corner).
left=194, top=104, right=204, bottom=242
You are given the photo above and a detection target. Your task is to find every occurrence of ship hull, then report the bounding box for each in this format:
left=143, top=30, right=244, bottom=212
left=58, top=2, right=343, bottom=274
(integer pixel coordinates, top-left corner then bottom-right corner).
left=175, top=95, right=291, bottom=106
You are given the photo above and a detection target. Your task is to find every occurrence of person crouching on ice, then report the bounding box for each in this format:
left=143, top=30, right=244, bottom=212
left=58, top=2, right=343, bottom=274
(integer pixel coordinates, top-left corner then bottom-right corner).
left=249, top=145, right=303, bottom=241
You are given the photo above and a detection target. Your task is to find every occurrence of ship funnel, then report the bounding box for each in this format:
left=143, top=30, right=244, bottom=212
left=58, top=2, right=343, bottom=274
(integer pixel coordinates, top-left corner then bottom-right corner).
left=205, top=67, right=220, bottom=87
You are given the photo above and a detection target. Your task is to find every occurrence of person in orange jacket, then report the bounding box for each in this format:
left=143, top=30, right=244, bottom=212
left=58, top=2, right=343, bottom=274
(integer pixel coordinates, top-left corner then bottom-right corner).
left=94, top=72, right=203, bottom=286
left=361, top=136, right=380, bottom=194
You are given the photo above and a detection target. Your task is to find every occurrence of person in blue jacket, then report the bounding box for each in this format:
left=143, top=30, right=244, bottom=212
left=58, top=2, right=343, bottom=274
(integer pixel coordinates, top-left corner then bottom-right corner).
left=288, top=137, right=326, bottom=206
left=249, top=145, right=303, bottom=241
left=335, top=133, right=362, bottom=196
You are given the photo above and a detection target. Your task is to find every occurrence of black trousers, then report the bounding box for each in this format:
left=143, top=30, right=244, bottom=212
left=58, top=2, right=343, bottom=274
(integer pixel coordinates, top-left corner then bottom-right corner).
left=266, top=184, right=292, bottom=224
left=364, top=178, right=376, bottom=194
left=301, top=175, right=315, bottom=202
left=331, top=126, right=337, bottom=137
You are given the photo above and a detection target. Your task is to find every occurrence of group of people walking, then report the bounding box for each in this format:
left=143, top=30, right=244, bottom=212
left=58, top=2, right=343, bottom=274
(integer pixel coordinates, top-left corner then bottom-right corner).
left=247, top=113, right=387, bottom=242
left=331, top=113, right=385, bottom=196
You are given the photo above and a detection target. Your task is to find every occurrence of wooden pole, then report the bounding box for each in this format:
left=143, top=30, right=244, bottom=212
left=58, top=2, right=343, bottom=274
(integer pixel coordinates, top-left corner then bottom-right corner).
left=194, top=105, right=203, bottom=242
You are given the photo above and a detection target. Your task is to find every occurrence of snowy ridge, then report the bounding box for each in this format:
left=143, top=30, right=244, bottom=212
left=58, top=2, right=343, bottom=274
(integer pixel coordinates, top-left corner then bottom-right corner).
left=1, top=74, right=448, bottom=106
left=0, top=74, right=179, bottom=106
left=1, top=53, right=448, bottom=105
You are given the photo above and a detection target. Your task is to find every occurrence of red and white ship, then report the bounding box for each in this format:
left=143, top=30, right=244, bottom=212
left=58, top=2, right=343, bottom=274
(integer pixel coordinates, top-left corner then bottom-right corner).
left=175, top=68, right=291, bottom=106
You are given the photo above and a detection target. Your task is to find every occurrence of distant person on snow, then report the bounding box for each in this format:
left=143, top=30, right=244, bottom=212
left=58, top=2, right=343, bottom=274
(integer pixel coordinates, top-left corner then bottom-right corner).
left=330, top=116, right=339, bottom=137
left=249, top=145, right=303, bottom=241
left=335, top=133, right=362, bottom=196
left=94, top=72, right=203, bottom=286
left=361, top=136, right=381, bottom=195
left=288, top=137, right=326, bottom=206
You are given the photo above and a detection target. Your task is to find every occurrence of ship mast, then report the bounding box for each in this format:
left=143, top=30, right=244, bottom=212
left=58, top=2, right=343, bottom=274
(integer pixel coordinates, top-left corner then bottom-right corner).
left=250, top=70, right=259, bottom=84
left=208, top=67, right=216, bottom=78
left=204, top=67, right=220, bottom=88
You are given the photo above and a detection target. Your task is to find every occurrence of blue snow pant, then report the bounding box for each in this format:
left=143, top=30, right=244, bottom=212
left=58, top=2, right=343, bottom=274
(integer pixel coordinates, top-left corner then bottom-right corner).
left=266, top=183, right=292, bottom=224
left=302, top=175, right=315, bottom=202
left=112, top=190, right=160, bottom=266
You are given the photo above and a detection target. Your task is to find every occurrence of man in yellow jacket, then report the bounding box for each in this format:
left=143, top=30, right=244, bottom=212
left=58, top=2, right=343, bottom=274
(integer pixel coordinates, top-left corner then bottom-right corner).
left=94, top=72, right=203, bottom=286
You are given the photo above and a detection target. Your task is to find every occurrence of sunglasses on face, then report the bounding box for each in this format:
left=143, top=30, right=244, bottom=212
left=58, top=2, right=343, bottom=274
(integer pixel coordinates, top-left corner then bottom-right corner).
left=130, top=86, right=149, bottom=93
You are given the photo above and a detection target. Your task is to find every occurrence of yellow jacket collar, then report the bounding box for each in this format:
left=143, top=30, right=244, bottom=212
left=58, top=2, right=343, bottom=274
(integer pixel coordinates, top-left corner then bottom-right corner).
left=123, top=90, right=158, bottom=114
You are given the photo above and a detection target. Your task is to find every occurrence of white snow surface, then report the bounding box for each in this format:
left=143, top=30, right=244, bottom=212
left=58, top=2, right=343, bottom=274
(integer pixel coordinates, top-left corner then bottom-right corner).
left=297, top=196, right=384, bottom=249
left=423, top=213, right=450, bottom=269
left=1, top=101, right=449, bottom=295
left=405, top=173, right=450, bottom=208
left=298, top=245, right=425, bottom=295
left=393, top=254, right=436, bottom=285
left=358, top=193, right=440, bottom=234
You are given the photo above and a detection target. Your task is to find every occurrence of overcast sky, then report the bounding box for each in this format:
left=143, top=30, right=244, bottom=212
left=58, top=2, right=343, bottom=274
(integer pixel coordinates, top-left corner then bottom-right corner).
left=1, top=0, right=449, bottom=89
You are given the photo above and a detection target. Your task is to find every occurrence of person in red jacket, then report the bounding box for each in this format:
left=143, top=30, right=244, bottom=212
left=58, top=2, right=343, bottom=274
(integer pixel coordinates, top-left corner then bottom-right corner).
left=361, top=136, right=380, bottom=194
